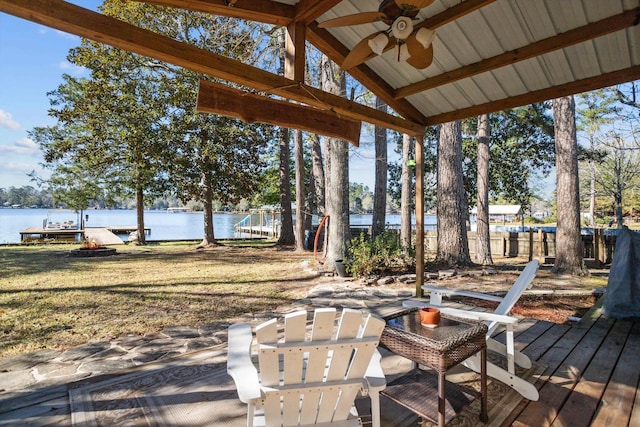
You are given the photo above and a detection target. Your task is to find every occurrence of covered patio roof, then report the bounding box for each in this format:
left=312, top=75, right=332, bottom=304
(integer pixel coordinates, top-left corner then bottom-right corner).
left=1, top=0, right=638, bottom=134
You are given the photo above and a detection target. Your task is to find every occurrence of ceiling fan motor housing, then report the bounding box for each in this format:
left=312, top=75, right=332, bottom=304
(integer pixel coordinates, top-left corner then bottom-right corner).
left=392, top=16, right=414, bottom=40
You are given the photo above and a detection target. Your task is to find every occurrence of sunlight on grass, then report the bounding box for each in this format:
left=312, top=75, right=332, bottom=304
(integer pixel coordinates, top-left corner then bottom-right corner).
left=0, top=243, right=317, bottom=358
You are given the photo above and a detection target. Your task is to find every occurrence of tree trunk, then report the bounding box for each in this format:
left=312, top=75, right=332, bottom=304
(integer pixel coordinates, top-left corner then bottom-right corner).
left=475, top=114, right=493, bottom=265
left=400, top=133, right=413, bottom=254
left=323, top=135, right=331, bottom=257
left=311, top=133, right=326, bottom=216
left=321, top=54, right=349, bottom=271
left=552, top=95, right=588, bottom=275
left=372, top=97, right=387, bottom=241
left=135, top=186, right=146, bottom=245
left=325, top=136, right=349, bottom=271
left=294, top=129, right=305, bottom=251
left=614, top=190, right=624, bottom=228
left=199, top=168, right=217, bottom=247
left=436, top=121, right=471, bottom=267
left=305, top=164, right=315, bottom=248
left=277, top=127, right=295, bottom=245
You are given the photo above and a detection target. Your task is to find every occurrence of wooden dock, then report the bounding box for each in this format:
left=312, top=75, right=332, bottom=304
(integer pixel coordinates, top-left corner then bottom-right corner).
left=234, top=224, right=279, bottom=238
left=19, top=227, right=84, bottom=243
left=19, top=226, right=149, bottom=244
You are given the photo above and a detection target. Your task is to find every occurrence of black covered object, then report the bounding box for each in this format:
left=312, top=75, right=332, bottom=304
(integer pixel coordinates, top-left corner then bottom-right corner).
left=603, top=226, right=640, bottom=319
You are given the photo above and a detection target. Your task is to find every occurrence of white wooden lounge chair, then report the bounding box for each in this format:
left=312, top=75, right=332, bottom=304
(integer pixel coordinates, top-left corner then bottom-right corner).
left=403, top=260, right=540, bottom=401
left=227, top=307, right=387, bottom=427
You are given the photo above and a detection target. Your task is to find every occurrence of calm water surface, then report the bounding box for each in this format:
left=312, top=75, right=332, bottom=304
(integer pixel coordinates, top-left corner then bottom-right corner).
left=0, top=208, right=437, bottom=244
left=0, top=209, right=248, bottom=244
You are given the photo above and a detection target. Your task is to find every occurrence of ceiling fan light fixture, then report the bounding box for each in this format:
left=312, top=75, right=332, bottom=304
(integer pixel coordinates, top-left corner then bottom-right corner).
left=398, top=43, right=411, bottom=62
left=415, top=27, right=435, bottom=48
left=368, top=33, right=389, bottom=55
left=391, top=16, right=414, bottom=40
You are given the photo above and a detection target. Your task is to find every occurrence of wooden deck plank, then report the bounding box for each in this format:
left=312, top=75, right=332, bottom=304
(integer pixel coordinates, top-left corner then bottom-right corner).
left=518, top=323, right=572, bottom=363
left=552, top=319, right=633, bottom=427
left=512, top=316, right=615, bottom=426
left=575, top=296, right=604, bottom=329
left=590, top=320, right=640, bottom=426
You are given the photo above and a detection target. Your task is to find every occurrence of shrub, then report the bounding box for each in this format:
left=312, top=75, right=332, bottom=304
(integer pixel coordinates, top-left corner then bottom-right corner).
left=346, top=231, right=407, bottom=277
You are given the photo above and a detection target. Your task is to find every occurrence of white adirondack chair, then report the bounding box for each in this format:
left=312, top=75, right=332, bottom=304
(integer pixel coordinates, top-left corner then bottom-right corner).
left=404, top=259, right=540, bottom=401
left=227, top=307, right=387, bottom=427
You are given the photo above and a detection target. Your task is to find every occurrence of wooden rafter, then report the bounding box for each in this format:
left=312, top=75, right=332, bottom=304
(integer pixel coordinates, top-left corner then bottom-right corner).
left=133, top=0, right=294, bottom=26
left=294, top=0, right=342, bottom=24
left=0, top=0, right=425, bottom=135
left=416, top=0, right=496, bottom=31
left=424, top=65, right=640, bottom=125
left=397, top=7, right=640, bottom=100
left=197, top=81, right=362, bottom=146
left=307, top=23, right=428, bottom=125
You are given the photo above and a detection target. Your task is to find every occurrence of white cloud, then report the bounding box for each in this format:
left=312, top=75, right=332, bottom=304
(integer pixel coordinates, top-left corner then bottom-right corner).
left=0, top=137, right=40, bottom=155
left=0, top=110, right=20, bottom=130
left=16, top=137, right=38, bottom=150
left=5, top=161, right=37, bottom=172
left=59, top=60, right=87, bottom=76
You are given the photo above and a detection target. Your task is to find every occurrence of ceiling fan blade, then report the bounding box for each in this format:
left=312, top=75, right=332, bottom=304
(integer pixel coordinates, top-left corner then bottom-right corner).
left=395, top=0, right=435, bottom=10
left=318, top=11, right=386, bottom=28
left=405, top=34, right=434, bottom=69
left=342, top=32, right=387, bottom=70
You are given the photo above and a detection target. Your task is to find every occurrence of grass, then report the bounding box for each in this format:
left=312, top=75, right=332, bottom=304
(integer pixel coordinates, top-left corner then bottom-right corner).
left=0, top=241, right=318, bottom=359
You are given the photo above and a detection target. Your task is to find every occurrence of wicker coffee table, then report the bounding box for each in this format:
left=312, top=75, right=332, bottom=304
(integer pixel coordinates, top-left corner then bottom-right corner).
left=380, top=307, right=488, bottom=427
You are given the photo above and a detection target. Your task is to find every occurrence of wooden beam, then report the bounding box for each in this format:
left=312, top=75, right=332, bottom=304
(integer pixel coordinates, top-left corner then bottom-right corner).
left=0, top=0, right=425, bottom=135
left=307, top=23, right=428, bottom=125
left=416, top=0, right=497, bottom=31
left=133, top=0, right=294, bottom=26
left=294, top=0, right=342, bottom=24
left=285, top=21, right=305, bottom=82
left=196, top=81, right=362, bottom=146
left=424, top=65, right=640, bottom=126
left=397, top=8, right=640, bottom=99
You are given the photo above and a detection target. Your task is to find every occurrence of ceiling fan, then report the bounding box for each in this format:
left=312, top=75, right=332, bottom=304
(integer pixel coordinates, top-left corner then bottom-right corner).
left=319, top=0, right=436, bottom=70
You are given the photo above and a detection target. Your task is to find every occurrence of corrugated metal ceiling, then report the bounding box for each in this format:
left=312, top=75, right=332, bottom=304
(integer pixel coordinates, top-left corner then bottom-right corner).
left=303, top=0, right=640, bottom=123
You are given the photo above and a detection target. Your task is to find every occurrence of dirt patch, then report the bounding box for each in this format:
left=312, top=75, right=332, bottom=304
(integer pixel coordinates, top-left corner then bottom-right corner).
left=452, top=294, right=598, bottom=324
left=386, top=257, right=608, bottom=324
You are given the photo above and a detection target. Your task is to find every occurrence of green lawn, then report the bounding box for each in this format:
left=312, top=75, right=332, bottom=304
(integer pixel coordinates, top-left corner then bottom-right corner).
left=0, top=242, right=317, bottom=359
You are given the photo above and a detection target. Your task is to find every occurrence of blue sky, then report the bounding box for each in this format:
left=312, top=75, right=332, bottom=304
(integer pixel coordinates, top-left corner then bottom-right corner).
left=0, top=1, right=101, bottom=189
left=0, top=2, right=381, bottom=192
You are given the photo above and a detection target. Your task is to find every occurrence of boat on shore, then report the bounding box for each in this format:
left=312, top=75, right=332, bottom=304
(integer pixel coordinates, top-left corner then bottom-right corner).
left=43, top=209, right=80, bottom=230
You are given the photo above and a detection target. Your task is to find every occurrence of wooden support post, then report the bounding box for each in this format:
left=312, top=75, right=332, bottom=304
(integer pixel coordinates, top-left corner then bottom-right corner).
left=594, top=228, right=601, bottom=267
left=538, top=229, right=543, bottom=257
left=528, top=228, right=534, bottom=261
left=415, top=134, right=425, bottom=297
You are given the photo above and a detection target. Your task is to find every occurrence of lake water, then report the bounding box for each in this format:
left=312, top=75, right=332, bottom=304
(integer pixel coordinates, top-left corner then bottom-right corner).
left=0, top=208, right=437, bottom=244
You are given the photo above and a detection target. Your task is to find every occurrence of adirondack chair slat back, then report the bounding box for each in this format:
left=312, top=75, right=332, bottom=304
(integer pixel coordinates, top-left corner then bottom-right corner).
left=489, top=260, right=539, bottom=335
left=494, top=260, right=540, bottom=315
left=254, top=307, right=384, bottom=426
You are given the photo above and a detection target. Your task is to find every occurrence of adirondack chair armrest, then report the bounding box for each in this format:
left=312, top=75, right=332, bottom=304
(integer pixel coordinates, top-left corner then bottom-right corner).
left=437, top=306, right=520, bottom=324
left=363, top=349, right=386, bottom=393
left=422, top=285, right=504, bottom=303
left=227, top=323, right=261, bottom=403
